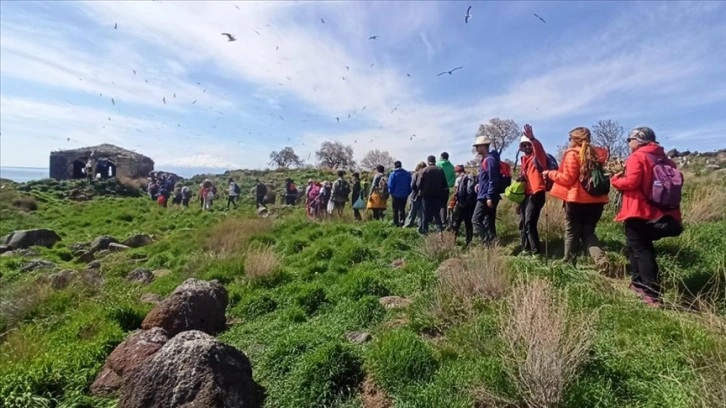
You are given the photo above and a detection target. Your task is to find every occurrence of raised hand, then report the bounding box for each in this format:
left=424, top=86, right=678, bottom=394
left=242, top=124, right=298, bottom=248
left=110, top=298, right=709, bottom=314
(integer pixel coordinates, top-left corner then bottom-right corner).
left=524, top=124, right=535, bottom=140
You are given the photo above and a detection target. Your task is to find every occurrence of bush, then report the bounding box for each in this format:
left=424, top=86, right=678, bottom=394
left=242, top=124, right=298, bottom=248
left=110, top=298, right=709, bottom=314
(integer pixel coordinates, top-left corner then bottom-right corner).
left=204, top=218, right=272, bottom=256
left=11, top=196, right=38, bottom=212
left=345, top=296, right=386, bottom=328
left=684, top=184, right=726, bottom=223
left=236, top=294, right=278, bottom=319
left=367, top=329, right=439, bottom=392
left=108, top=306, right=145, bottom=332
left=341, top=274, right=390, bottom=300
left=500, top=279, right=596, bottom=408
left=244, top=247, right=280, bottom=282
left=288, top=342, right=364, bottom=406
left=422, top=232, right=457, bottom=261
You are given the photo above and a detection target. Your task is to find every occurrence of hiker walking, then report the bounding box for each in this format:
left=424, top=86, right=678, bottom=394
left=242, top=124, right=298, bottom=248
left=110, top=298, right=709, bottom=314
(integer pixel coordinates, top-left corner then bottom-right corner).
left=306, top=181, right=322, bottom=219
left=542, top=127, right=610, bottom=271
left=331, top=170, right=352, bottom=217
left=351, top=172, right=365, bottom=221
left=472, top=136, right=502, bottom=245
left=367, top=165, right=389, bottom=220
left=403, top=162, right=427, bottom=228
left=388, top=161, right=413, bottom=227
left=450, top=165, right=477, bottom=247
left=417, top=155, right=448, bottom=234
left=180, top=185, right=192, bottom=207
left=227, top=177, right=240, bottom=210
left=255, top=179, right=268, bottom=209
left=517, top=124, right=550, bottom=256
left=285, top=178, right=298, bottom=206
left=201, top=179, right=216, bottom=211
left=611, top=127, right=683, bottom=307
left=436, top=152, right=456, bottom=226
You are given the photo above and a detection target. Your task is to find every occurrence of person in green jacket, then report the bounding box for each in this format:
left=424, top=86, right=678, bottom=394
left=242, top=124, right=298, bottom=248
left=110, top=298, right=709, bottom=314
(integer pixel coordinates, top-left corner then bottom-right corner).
left=437, top=152, right=456, bottom=225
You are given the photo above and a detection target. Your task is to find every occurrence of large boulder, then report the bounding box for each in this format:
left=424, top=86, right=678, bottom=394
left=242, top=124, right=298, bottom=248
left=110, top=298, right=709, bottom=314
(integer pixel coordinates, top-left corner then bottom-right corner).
left=122, top=234, right=153, bottom=248
left=91, top=235, right=119, bottom=253
left=91, top=328, right=170, bottom=397
left=119, top=331, right=263, bottom=408
left=141, top=279, right=228, bottom=336
left=1, top=229, right=61, bottom=249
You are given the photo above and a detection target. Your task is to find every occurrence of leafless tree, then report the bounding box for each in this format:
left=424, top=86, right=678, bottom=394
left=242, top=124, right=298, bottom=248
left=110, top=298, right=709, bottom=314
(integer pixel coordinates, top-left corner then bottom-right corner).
left=360, top=149, right=395, bottom=171
left=475, top=117, right=521, bottom=155
left=315, top=141, right=356, bottom=169
left=592, top=119, right=628, bottom=160
left=269, top=146, right=302, bottom=169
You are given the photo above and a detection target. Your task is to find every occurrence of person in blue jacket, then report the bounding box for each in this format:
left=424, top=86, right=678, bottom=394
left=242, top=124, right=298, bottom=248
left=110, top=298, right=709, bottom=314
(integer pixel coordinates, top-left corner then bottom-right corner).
left=472, top=136, right=501, bottom=245
left=388, top=161, right=413, bottom=227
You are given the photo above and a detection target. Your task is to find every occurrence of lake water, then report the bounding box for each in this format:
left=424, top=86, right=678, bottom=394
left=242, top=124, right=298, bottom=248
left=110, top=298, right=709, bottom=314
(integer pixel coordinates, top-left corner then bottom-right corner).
left=0, top=167, right=48, bottom=183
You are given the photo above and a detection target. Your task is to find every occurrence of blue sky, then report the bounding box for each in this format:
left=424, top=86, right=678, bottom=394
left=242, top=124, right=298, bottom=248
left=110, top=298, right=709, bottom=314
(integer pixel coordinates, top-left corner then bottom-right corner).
left=1, top=1, right=725, bottom=177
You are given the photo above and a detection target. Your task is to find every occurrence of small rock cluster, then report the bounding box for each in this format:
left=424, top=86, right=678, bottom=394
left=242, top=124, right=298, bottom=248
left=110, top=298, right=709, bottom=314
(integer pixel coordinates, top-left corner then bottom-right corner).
left=90, top=278, right=263, bottom=408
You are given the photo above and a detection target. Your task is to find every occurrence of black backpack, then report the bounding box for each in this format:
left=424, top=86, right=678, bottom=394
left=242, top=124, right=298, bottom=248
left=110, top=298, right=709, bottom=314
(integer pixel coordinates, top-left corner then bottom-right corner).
left=581, top=164, right=611, bottom=197
left=534, top=153, right=560, bottom=191
left=457, top=175, right=477, bottom=207
left=333, top=179, right=351, bottom=201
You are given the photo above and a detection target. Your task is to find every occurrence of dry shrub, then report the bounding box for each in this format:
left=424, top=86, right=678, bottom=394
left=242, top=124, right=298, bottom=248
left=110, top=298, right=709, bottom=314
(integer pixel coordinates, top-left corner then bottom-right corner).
left=0, top=282, right=52, bottom=338
left=244, top=246, right=280, bottom=281
left=205, top=218, right=273, bottom=256
left=690, top=348, right=726, bottom=408
left=541, top=195, right=565, bottom=240
left=431, top=248, right=510, bottom=325
left=684, top=184, right=726, bottom=223
left=422, top=232, right=457, bottom=261
left=11, top=196, right=38, bottom=212
left=501, top=279, right=596, bottom=408
left=117, top=175, right=147, bottom=190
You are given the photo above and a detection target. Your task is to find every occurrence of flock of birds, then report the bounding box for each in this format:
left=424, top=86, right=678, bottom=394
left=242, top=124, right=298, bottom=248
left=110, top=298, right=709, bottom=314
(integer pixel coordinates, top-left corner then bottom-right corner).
left=69, top=4, right=550, bottom=154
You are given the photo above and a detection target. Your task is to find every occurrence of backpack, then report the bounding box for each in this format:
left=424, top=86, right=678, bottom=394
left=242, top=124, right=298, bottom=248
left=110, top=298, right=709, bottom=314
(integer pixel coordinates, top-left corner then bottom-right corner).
left=233, top=183, right=241, bottom=195
left=308, top=184, right=321, bottom=202
left=581, top=163, right=611, bottom=197
left=481, top=157, right=511, bottom=195
left=333, top=179, right=351, bottom=201
left=373, top=175, right=390, bottom=200
left=457, top=175, right=477, bottom=207
left=504, top=180, right=526, bottom=204
left=181, top=186, right=192, bottom=199
left=534, top=153, right=559, bottom=191
left=289, top=182, right=297, bottom=193
left=644, top=153, right=683, bottom=210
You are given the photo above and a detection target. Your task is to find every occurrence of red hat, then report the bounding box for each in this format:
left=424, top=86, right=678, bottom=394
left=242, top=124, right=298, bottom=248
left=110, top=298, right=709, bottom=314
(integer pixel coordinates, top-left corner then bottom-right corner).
left=454, top=165, right=465, bottom=173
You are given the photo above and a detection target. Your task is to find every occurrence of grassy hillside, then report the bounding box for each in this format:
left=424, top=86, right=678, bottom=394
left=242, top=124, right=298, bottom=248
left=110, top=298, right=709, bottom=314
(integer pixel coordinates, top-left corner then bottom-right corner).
left=0, top=168, right=725, bottom=408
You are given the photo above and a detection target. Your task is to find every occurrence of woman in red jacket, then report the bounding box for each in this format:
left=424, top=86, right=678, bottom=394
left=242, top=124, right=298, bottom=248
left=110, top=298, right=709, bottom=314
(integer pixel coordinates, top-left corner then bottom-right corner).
left=542, top=127, right=609, bottom=270
left=611, top=127, right=683, bottom=307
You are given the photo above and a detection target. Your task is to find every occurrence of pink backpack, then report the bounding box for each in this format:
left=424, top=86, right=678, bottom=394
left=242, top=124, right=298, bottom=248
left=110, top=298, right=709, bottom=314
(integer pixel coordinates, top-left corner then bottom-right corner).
left=644, top=153, right=683, bottom=210
left=308, top=184, right=321, bottom=202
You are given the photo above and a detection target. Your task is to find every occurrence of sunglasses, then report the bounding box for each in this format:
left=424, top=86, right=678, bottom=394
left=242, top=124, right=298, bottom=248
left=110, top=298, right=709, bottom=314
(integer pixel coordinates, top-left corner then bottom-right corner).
left=626, top=138, right=637, bottom=142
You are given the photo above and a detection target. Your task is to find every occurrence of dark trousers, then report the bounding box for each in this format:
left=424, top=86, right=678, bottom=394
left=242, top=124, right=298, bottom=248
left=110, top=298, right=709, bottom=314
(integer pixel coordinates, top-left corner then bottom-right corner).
left=625, top=216, right=682, bottom=299
left=452, top=204, right=475, bottom=246
left=392, top=197, right=407, bottom=226
left=285, top=195, right=296, bottom=205
left=563, top=202, right=607, bottom=267
left=473, top=199, right=498, bottom=245
left=256, top=196, right=266, bottom=208
left=440, top=191, right=450, bottom=225
left=372, top=209, right=385, bottom=220
left=519, top=191, right=546, bottom=254
left=421, top=197, right=444, bottom=234
left=227, top=195, right=238, bottom=209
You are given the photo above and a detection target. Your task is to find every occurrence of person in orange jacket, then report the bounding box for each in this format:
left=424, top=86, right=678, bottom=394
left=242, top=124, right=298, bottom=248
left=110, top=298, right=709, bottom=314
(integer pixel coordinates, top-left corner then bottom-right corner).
left=542, top=127, right=609, bottom=270
left=611, top=127, right=683, bottom=307
left=517, top=124, right=548, bottom=256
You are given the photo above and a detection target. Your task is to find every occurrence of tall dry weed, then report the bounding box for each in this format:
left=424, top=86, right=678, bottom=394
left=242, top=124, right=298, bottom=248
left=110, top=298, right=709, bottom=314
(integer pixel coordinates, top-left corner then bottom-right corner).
left=204, top=218, right=273, bottom=256
left=0, top=282, right=52, bottom=338
left=422, top=232, right=458, bottom=261
left=684, top=184, right=726, bottom=224
left=541, top=196, right=566, bottom=240
left=690, top=348, right=726, bottom=408
left=244, top=246, right=280, bottom=281
left=431, top=247, right=510, bottom=325
left=501, top=279, right=596, bottom=408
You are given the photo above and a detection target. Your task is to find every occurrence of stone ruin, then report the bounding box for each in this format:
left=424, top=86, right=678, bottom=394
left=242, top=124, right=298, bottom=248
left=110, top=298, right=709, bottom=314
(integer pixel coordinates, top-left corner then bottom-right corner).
left=49, top=144, right=154, bottom=181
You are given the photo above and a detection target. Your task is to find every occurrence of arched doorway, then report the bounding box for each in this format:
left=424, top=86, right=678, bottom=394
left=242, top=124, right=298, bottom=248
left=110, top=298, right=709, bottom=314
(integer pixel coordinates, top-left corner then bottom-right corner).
left=72, top=160, right=86, bottom=179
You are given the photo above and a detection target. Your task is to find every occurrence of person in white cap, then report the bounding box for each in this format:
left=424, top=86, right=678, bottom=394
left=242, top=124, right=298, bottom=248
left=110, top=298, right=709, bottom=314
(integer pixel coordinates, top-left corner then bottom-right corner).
left=517, top=124, right=549, bottom=256
left=472, top=135, right=502, bottom=245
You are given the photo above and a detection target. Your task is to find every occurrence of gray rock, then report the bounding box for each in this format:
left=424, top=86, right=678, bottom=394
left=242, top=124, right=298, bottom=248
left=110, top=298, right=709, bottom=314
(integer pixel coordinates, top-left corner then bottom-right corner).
left=126, top=268, right=154, bottom=284
left=96, top=249, right=111, bottom=258
left=140, top=293, right=164, bottom=305
left=108, top=243, right=131, bottom=252
left=141, top=279, right=228, bottom=337
left=2, top=229, right=61, bottom=249
left=86, top=260, right=102, bottom=270
left=75, top=250, right=95, bottom=263
left=0, top=245, right=11, bottom=255
left=1, top=248, right=40, bottom=258
left=122, top=234, right=153, bottom=248
left=81, top=268, right=104, bottom=288
left=71, top=242, right=90, bottom=252
left=379, top=296, right=412, bottom=310
left=50, top=269, right=77, bottom=289
left=346, top=331, right=372, bottom=344
left=91, top=235, right=119, bottom=253
left=119, top=331, right=263, bottom=408
left=20, top=259, right=56, bottom=273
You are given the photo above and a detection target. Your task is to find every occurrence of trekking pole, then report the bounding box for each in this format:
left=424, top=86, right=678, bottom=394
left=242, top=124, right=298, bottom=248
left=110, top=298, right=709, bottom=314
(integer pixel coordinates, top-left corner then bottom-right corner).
left=544, top=207, right=550, bottom=265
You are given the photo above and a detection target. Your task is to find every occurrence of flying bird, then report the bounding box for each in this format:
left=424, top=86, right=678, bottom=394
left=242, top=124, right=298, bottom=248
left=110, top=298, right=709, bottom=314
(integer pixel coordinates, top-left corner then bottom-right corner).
left=370, top=63, right=375, bottom=67
left=221, top=33, right=236, bottom=41
left=336, top=117, right=339, bottom=123
left=162, top=97, right=166, bottom=104
left=465, top=6, right=472, bottom=23
left=111, top=98, right=115, bottom=105
left=345, top=66, right=349, bottom=70
left=368, top=35, right=378, bottom=40
left=191, top=99, right=197, bottom=104
left=321, top=18, right=325, bottom=23
left=132, top=69, right=136, bottom=75
left=114, top=23, right=117, bottom=29
left=533, top=13, right=546, bottom=23
left=276, top=46, right=279, bottom=51
left=436, top=66, right=463, bottom=76
left=390, top=104, right=399, bottom=114
left=410, top=134, right=416, bottom=141
left=361, top=105, right=367, bottom=110
left=252, top=29, right=261, bottom=36
left=347, top=113, right=351, bottom=119
left=173, top=93, right=176, bottom=98
left=407, top=73, right=411, bottom=77
left=234, top=4, right=240, bottom=10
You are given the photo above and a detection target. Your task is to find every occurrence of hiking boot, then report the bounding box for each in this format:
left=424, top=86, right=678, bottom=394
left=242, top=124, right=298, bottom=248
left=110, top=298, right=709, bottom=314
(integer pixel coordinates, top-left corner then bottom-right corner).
left=629, top=283, right=647, bottom=298
left=641, top=295, right=662, bottom=308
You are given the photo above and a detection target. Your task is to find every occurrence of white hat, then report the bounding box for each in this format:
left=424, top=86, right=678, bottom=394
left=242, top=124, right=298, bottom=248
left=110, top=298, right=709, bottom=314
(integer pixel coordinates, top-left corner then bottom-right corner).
left=520, top=135, right=532, bottom=144
left=473, top=136, right=493, bottom=146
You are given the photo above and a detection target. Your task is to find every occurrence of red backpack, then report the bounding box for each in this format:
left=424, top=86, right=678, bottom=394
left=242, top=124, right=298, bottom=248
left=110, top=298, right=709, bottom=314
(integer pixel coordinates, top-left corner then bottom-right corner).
left=482, top=158, right=512, bottom=194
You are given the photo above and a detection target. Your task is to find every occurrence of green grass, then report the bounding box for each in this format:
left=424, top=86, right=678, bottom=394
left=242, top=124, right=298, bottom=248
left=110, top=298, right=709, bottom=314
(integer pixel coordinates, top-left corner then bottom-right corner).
left=1, top=170, right=725, bottom=408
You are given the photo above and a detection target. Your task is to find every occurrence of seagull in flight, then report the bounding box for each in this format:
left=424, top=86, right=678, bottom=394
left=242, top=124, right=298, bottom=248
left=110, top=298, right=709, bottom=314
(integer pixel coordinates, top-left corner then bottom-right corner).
left=234, top=4, right=240, bottom=10
left=407, top=73, right=411, bottom=77
left=436, top=66, right=463, bottom=76
left=192, top=100, right=197, bottom=104
left=336, top=117, right=340, bottom=123
left=132, top=69, right=136, bottom=75
left=221, top=33, right=236, bottom=41
left=114, top=23, right=118, bottom=29
left=162, top=97, right=166, bottom=104
left=533, top=13, right=546, bottom=23
left=321, top=18, right=325, bottom=24
left=252, top=29, right=261, bottom=36
left=111, top=98, right=115, bottom=105
left=368, top=35, right=378, bottom=40
left=390, top=104, right=399, bottom=114
left=465, top=6, right=472, bottom=24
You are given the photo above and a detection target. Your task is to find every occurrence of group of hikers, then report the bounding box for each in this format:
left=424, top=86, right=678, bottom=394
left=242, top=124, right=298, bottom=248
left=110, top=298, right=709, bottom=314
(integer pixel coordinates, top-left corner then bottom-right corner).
left=300, top=124, right=684, bottom=307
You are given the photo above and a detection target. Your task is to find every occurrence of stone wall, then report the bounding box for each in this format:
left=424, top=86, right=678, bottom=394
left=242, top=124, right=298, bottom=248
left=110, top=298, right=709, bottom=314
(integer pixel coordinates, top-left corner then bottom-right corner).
left=49, top=144, right=154, bottom=181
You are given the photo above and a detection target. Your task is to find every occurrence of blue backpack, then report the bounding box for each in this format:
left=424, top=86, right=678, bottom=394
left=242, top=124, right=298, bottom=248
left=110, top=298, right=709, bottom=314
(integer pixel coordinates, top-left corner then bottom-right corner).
left=534, top=153, right=559, bottom=191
